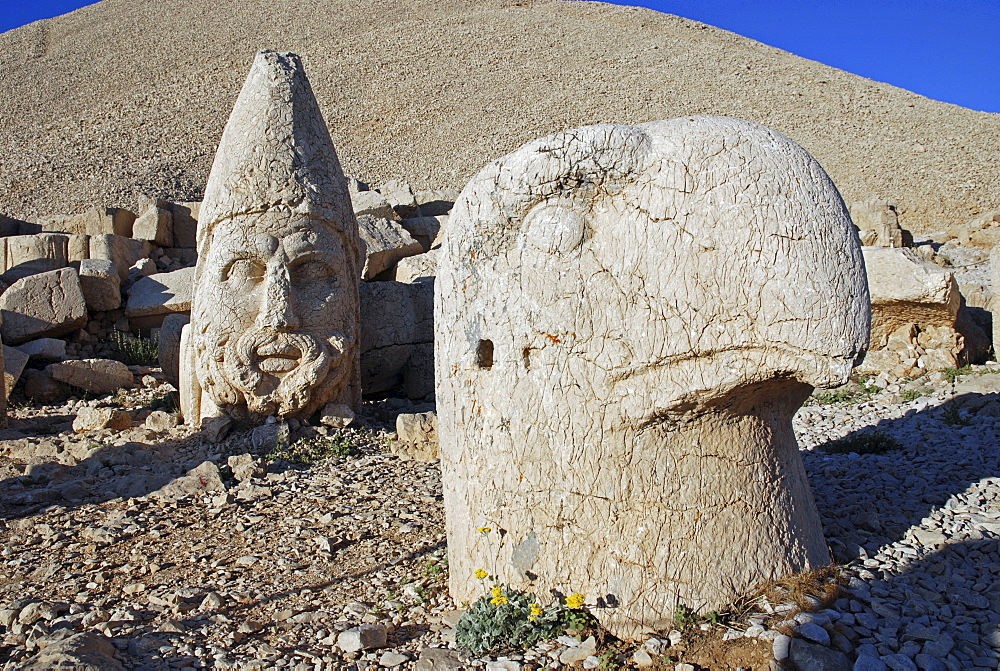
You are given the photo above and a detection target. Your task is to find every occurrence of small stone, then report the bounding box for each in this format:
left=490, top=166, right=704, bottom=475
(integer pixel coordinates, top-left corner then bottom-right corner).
left=338, top=624, right=387, bottom=652
left=913, top=654, right=947, bottom=671
left=789, top=637, right=851, bottom=671
left=145, top=410, right=180, bottom=430
left=632, top=648, right=654, bottom=667
left=320, top=403, right=355, bottom=428
left=378, top=651, right=409, bottom=667
left=560, top=636, right=597, bottom=665
left=798, top=621, right=831, bottom=645
left=772, top=634, right=791, bottom=661
left=644, top=637, right=669, bottom=654
left=72, top=407, right=132, bottom=433
left=882, top=654, right=918, bottom=671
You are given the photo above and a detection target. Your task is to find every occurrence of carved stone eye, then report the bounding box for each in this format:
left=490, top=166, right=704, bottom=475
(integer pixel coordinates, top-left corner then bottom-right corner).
left=293, top=260, right=333, bottom=283
left=522, top=200, right=586, bottom=254
left=223, top=258, right=265, bottom=283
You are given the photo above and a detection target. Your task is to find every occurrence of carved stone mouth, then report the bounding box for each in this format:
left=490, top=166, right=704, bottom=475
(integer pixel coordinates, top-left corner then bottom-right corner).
left=258, top=355, right=299, bottom=374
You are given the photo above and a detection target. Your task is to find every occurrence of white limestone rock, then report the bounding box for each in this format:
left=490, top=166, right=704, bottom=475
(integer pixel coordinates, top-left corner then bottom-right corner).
left=186, top=51, right=362, bottom=424
left=125, top=267, right=194, bottom=329
left=77, top=258, right=121, bottom=311
left=46, top=358, right=133, bottom=395
left=436, top=117, right=870, bottom=638
left=0, top=268, right=88, bottom=344
left=3, top=233, right=69, bottom=281
left=132, top=198, right=174, bottom=246
left=357, top=215, right=423, bottom=279
left=90, top=234, right=153, bottom=282
left=360, top=280, right=433, bottom=398
left=395, top=250, right=439, bottom=283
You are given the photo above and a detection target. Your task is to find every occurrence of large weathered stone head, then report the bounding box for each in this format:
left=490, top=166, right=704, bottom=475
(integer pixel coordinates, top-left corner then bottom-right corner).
left=190, top=51, right=361, bottom=423
left=436, top=117, right=870, bottom=637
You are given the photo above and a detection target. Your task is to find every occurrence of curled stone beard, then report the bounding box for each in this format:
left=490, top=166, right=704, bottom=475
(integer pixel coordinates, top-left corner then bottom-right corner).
left=198, top=326, right=344, bottom=422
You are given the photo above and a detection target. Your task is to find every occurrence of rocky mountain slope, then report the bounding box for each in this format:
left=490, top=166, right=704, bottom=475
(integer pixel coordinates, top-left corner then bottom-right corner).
left=0, top=0, right=997, bottom=234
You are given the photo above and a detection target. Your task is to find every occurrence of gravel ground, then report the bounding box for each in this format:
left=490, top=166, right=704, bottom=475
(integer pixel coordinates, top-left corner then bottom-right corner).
left=0, top=0, right=997, bottom=233
left=2, top=365, right=1000, bottom=669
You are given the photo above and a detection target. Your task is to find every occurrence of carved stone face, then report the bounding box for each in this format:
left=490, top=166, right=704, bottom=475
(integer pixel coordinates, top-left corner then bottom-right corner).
left=193, top=212, right=354, bottom=422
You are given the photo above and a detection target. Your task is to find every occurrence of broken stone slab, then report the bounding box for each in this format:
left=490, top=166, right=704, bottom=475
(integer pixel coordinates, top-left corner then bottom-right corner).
left=399, top=216, right=445, bottom=252
left=414, top=189, right=459, bottom=216
left=45, top=359, right=133, bottom=395
left=161, top=247, right=197, bottom=267
left=89, top=234, right=153, bottom=282
left=360, top=280, right=434, bottom=398
left=125, top=267, right=195, bottom=330
left=3, top=344, right=29, bottom=396
left=150, top=460, right=226, bottom=499
left=357, top=215, right=423, bottom=280
left=3, top=233, right=69, bottom=281
left=15, top=630, right=124, bottom=671
left=22, top=369, right=69, bottom=404
left=437, top=118, right=869, bottom=638
left=133, top=198, right=174, bottom=246
left=352, top=190, right=397, bottom=220
left=12, top=338, right=66, bottom=363
left=850, top=198, right=911, bottom=248
left=168, top=201, right=200, bottom=248
left=378, top=179, right=421, bottom=219
left=390, top=411, right=438, bottom=462
left=337, top=623, right=387, bottom=652
left=0, top=268, right=88, bottom=344
left=72, top=407, right=132, bottom=433
left=395, top=250, right=439, bottom=283
left=74, top=207, right=137, bottom=237
left=68, top=234, right=91, bottom=265
left=77, top=258, right=122, bottom=311
left=186, top=50, right=362, bottom=425
left=319, top=402, right=355, bottom=428
left=158, top=313, right=189, bottom=388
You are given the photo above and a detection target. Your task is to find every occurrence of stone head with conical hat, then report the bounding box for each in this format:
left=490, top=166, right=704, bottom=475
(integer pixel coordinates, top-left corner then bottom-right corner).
left=190, top=50, right=362, bottom=423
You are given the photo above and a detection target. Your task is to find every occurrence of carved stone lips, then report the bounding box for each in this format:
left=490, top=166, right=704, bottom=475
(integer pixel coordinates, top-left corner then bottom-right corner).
left=256, top=341, right=302, bottom=373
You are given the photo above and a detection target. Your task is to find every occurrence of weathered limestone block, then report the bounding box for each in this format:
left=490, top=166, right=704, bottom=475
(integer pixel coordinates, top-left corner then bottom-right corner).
left=3, top=344, right=29, bottom=395
left=390, top=411, right=438, bottom=462
left=73, top=207, right=136, bottom=237
left=0, top=268, right=88, bottom=344
left=352, top=190, right=397, bottom=220
left=436, top=118, right=870, bottom=638
left=133, top=200, right=174, bottom=247
left=46, top=359, right=133, bottom=395
left=68, top=234, right=91, bottom=265
left=395, top=249, right=439, bottom=283
left=858, top=246, right=964, bottom=376
left=90, top=234, right=153, bottom=282
left=14, top=337, right=67, bottom=363
left=849, top=198, right=911, bottom=248
left=3, top=233, right=69, bottom=280
left=14, top=630, right=124, bottom=671
left=73, top=407, right=132, bottom=433
left=357, top=215, right=423, bottom=279
left=379, top=179, right=421, bottom=219
left=158, top=313, right=189, bottom=387
left=125, top=267, right=194, bottom=330
left=78, top=258, right=121, bottom=311
left=360, top=280, right=434, bottom=398
left=169, top=201, right=200, bottom=248
left=415, top=189, right=458, bottom=217
left=399, top=216, right=445, bottom=252
left=186, top=51, right=362, bottom=425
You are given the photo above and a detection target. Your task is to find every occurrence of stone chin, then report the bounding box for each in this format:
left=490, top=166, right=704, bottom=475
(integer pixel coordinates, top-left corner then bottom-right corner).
left=194, top=324, right=350, bottom=423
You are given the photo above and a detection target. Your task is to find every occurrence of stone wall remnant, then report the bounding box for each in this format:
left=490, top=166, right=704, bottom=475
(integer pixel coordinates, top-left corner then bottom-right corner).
left=436, top=117, right=870, bottom=638
left=184, top=50, right=362, bottom=425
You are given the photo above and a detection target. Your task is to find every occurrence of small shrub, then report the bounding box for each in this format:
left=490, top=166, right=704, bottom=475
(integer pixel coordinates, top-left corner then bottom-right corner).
left=811, top=376, right=881, bottom=405
left=823, top=430, right=901, bottom=455
left=456, top=583, right=595, bottom=655
left=900, top=389, right=922, bottom=402
left=149, top=390, right=180, bottom=414
left=271, top=433, right=359, bottom=464
left=110, top=330, right=158, bottom=366
left=944, top=366, right=973, bottom=383
left=673, top=604, right=724, bottom=629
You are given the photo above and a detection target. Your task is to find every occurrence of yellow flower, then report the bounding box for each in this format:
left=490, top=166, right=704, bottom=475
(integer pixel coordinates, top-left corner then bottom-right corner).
left=490, top=585, right=503, bottom=598
left=529, top=602, right=544, bottom=620
left=474, top=569, right=488, bottom=580
left=565, top=593, right=586, bottom=609
left=491, top=595, right=509, bottom=606
left=477, top=526, right=492, bottom=533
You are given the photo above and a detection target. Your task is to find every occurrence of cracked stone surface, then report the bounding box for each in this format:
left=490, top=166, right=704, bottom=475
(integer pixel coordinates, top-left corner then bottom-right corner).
left=186, top=51, right=362, bottom=425
left=436, top=116, right=871, bottom=638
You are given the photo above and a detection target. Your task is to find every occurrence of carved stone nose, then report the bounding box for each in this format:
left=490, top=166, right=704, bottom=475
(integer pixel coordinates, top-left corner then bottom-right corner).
left=257, top=267, right=299, bottom=331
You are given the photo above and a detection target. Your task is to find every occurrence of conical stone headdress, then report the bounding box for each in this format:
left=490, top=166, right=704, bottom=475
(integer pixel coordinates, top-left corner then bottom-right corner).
left=196, top=50, right=358, bottom=266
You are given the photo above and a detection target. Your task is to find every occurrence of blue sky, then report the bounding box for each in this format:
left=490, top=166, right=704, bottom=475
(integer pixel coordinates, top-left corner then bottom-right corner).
left=1, top=0, right=997, bottom=113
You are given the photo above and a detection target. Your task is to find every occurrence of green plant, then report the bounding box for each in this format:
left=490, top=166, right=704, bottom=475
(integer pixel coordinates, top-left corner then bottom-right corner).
left=597, top=645, right=623, bottom=670
left=109, top=330, right=158, bottom=366
left=944, top=366, right=973, bottom=383
left=942, top=403, right=971, bottom=427
left=455, top=583, right=594, bottom=654
left=900, top=389, right=922, bottom=401
left=811, top=377, right=881, bottom=405
left=270, top=433, right=359, bottom=464
left=149, top=390, right=180, bottom=414
left=823, top=430, right=901, bottom=455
